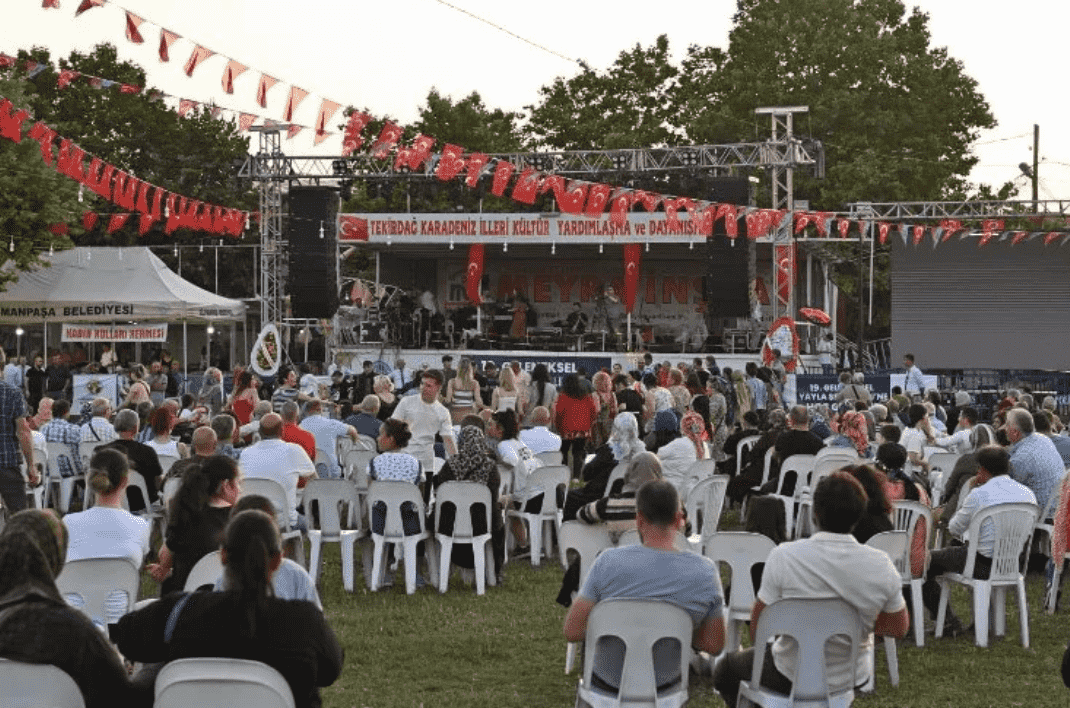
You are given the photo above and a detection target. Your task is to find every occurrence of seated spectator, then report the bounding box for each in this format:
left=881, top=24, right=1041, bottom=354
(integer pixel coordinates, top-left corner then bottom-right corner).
left=101, top=409, right=164, bottom=511
left=656, top=411, right=709, bottom=500
left=345, top=395, right=384, bottom=440
left=238, top=400, right=274, bottom=443
left=431, top=425, right=506, bottom=584
left=178, top=393, right=197, bottom=421
left=931, top=406, right=977, bottom=455
left=828, top=410, right=874, bottom=459
left=518, top=406, right=561, bottom=454
left=1005, top=408, right=1064, bottom=517
left=876, top=442, right=929, bottom=578
left=300, top=399, right=358, bottom=478
left=211, top=414, right=242, bottom=460
left=166, top=426, right=217, bottom=483
left=714, top=472, right=909, bottom=705
left=39, top=398, right=84, bottom=479
left=563, top=480, right=726, bottom=693
left=1035, top=410, right=1070, bottom=468
left=727, top=410, right=787, bottom=505
left=760, top=406, right=824, bottom=496
left=241, top=413, right=315, bottom=531
left=196, top=366, right=225, bottom=417
left=281, top=401, right=317, bottom=462
left=80, top=397, right=117, bottom=444
left=562, top=412, right=646, bottom=520
left=212, top=495, right=321, bottom=608
left=901, top=403, right=935, bottom=476
left=112, top=509, right=343, bottom=708
left=63, top=448, right=151, bottom=569
left=0, top=510, right=133, bottom=707
left=490, top=409, right=544, bottom=551
left=145, top=407, right=189, bottom=460
left=844, top=464, right=894, bottom=544
left=368, top=418, right=423, bottom=534
left=148, top=455, right=241, bottom=594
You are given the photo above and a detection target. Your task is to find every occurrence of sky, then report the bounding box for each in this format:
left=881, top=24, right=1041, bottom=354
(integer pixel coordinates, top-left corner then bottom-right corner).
left=2, top=0, right=1068, bottom=204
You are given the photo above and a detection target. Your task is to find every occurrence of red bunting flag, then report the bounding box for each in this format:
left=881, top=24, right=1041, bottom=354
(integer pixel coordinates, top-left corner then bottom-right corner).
left=912, top=225, right=926, bottom=245
left=794, top=212, right=815, bottom=234
left=939, top=219, right=963, bottom=241
left=1010, top=231, right=1030, bottom=246
left=256, top=74, right=278, bottom=108
left=222, top=60, right=247, bottom=94
left=183, top=46, right=214, bottom=77
left=237, top=113, right=256, bottom=132
left=119, top=84, right=140, bottom=94
left=177, top=100, right=197, bottom=118
left=125, top=12, right=145, bottom=44
left=107, top=214, right=131, bottom=234
left=286, top=124, right=302, bottom=140
left=466, top=244, right=484, bottom=305
left=138, top=213, right=155, bottom=236
left=57, top=70, right=80, bottom=89
left=607, top=188, right=635, bottom=228
left=775, top=244, right=795, bottom=304
left=490, top=160, right=514, bottom=197
left=622, top=244, right=642, bottom=314
left=283, top=86, right=308, bottom=122
left=42, top=0, right=61, bottom=8
left=510, top=167, right=542, bottom=205
left=979, top=219, right=1003, bottom=247
left=82, top=212, right=98, bottom=231
left=1045, top=232, right=1062, bottom=246
left=0, top=54, right=15, bottom=68
left=585, top=184, right=612, bottom=218
left=371, top=122, right=403, bottom=160
left=877, top=222, right=891, bottom=245
left=75, top=0, right=104, bottom=16
left=48, top=223, right=69, bottom=235
left=314, top=99, right=340, bottom=144
left=159, top=29, right=181, bottom=62
left=0, top=99, right=29, bottom=143
left=838, top=219, right=851, bottom=238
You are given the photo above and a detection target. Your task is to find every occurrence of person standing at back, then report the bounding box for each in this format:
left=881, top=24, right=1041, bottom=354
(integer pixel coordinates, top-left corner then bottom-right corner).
left=0, top=349, right=37, bottom=513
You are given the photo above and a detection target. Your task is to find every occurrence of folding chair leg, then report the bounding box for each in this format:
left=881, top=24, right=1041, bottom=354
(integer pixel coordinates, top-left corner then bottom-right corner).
left=884, top=636, right=899, bottom=687
left=438, top=537, right=453, bottom=593
left=973, top=585, right=990, bottom=648
left=308, top=534, right=323, bottom=584
left=1018, top=581, right=1031, bottom=648
left=565, top=641, right=578, bottom=674
left=369, top=537, right=387, bottom=592
left=340, top=534, right=357, bottom=593
left=529, top=516, right=542, bottom=568
left=935, top=581, right=950, bottom=638
left=910, top=580, right=925, bottom=647
left=472, top=540, right=487, bottom=596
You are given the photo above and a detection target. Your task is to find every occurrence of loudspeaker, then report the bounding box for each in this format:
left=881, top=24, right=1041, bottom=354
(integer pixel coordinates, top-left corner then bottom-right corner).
left=704, top=177, right=751, bottom=318
left=288, top=187, right=339, bottom=319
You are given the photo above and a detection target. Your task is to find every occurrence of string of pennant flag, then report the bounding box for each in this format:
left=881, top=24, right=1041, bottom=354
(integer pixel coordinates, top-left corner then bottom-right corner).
left=19, top=0, right=1070, bottom=247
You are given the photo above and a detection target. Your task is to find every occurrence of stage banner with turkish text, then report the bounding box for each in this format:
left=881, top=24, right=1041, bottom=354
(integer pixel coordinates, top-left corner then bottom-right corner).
left=62, top=323, right=168, bottom=342
left=791, top=375, right=891, bottom=406
left=467, top=354, right=612, bottom=387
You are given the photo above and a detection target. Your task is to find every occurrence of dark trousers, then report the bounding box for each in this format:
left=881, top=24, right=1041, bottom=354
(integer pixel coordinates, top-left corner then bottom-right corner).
left=922, top=544, right=992, bottom=622
left=712, top=644, right=793, bottom=708
left=560, top=437, right=587, bottom=479
left=0, top=466, right=27, bottom=516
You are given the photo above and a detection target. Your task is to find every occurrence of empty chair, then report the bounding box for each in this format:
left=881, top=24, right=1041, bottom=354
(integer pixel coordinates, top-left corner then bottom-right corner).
left=704, top=531, right=776, bottom=653
left=536, top=450, right=564, bottom=466
left=575, top=599, right=693, bottom=708
left=184, top=550, right=224, bottom=592
left=0, top=658, right=86, bottom=708
left=737, top=598, right=864, bottom=708
left=240, top=478, right=305, bottom=567
left=304, top=479, right=365, bottom=592
left=366, top=480, right=436, bottom=594
left=506, top=465, right=570, bottom=567
left=891, top=500, right=933, bottom=646
left=774, top=454, right=816, bottom=499
left=560, top=521, right=614, bottom=673
left=55, top=557, right=140, bottom=630
left=154, top=657, right=296, bottom=708
left=864, top=530, right=909, bottom=689
left=934, top=501, right=1038, bottom=648
left=433, top=481, right=496, bottom=595
left=43, top=440, right=83, bottom=514
left=684, top=475, right=730, bottom=549
left=735, top=435, right=761, bottom=478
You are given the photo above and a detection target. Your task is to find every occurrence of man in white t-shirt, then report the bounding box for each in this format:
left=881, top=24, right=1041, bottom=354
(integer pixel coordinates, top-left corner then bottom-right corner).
left=714, top=472, right=908, bottom=706
left=518, top=406, right=561, bottom=454
left=391, top=369, right=456, bottom=472
left=899, top=403, right=934, bottom=475
left=240, top=413, right=316, bottom=531
left=299, top=399, right=358, bottom=478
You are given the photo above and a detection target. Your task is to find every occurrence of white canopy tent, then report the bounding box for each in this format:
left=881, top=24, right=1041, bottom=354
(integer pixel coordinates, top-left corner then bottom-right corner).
left=0, top=247, right=246, bottom=373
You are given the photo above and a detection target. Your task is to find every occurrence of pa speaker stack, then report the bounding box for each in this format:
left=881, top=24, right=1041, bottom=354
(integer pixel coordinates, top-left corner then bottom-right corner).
left=288, top=187, right=339, bottom=319
left=704, top=177, right=751, bottom=318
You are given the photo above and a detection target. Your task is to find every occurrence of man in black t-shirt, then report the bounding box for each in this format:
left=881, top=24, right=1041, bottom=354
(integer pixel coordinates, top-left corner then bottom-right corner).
left=613, top=374, right=643, bottom=415
left=762, top=405, right=825, bottom=495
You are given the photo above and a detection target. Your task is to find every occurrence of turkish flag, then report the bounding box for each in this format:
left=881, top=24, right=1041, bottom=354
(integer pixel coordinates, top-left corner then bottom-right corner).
left=466, top=244, right=484, bottom=305
left=622, top=243, right=642, bottom=314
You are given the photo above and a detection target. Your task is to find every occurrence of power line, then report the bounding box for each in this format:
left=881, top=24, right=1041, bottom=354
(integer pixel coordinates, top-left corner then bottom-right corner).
left=429, top=0, right=581, bottom=67
left=973, top=133, right=1030, bottom=146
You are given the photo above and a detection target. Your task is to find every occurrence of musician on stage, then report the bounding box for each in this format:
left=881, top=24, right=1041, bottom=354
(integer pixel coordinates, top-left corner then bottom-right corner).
left=565, top=303, right=588, bottom=335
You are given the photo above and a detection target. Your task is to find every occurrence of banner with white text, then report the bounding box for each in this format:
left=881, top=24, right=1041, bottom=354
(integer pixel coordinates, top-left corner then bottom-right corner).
left=62, top=323, right=169, bottom=342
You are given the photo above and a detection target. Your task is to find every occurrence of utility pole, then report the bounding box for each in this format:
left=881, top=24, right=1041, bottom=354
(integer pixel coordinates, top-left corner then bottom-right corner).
left=1033, top=124, right=1040, bottom=209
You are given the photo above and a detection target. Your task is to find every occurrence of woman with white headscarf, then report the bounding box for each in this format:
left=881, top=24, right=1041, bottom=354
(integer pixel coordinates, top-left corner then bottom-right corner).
left=561, top=412, right=646, bottom=520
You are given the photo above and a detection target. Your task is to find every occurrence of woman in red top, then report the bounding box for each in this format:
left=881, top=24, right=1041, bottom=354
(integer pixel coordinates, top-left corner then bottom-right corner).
left=227, top=369, right=260, bottom=426
left=554, top=373, right=597, bottom=479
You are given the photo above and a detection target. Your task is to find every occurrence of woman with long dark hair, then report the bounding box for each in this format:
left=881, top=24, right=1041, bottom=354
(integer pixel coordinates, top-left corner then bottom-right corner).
left=522, top=363, right=557, bottom=427
left=845, top=463, right=894, bottom=544
left=227, top=369, right=260, bottom=426
left=113, top=510, right=342, bottom=708
left=148, top=455, right=241, bottom=594
left=145, top=407, right=189, bottom=460
left=554, top=373, right=597, bottom=479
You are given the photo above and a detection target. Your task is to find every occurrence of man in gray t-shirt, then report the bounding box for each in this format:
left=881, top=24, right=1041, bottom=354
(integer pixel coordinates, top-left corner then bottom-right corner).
left=564, top=480, right=725, bottom=690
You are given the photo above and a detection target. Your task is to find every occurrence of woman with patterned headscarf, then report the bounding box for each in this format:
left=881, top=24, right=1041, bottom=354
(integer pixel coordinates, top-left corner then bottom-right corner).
left=562, top=412, right=646, bottom=520
left=432, top=425, right=505, bottom=581
left=656, top=410, right=709, bottom=500
left=696, top=393, right=730, bottom=463
left=830, top=410, right=873, bottom=458
left=0, top=510, right=132, bottom=707
left=732, top=370, right=753, bottom=419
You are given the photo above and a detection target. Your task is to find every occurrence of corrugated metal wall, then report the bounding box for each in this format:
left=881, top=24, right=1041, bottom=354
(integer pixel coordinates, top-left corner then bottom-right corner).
left=891, top=236, right=1070, bottom=370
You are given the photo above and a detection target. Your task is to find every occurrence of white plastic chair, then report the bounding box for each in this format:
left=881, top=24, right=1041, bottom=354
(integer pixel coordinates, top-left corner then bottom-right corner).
left=55, top=557, right=140, bottom=630
left=433, top=481, right=496, bottom=595
left=703, top=531, right=776, bottom=653
left=184, top=550, right=224, bottom=591
left=934, top=501, right=1039, bottom=648
left=684, top=474, right=729, bottom=550
left=814, top=447, right=860, bottom=463
left=737, top=597, right=863, bottom=708
left=601, top=463, right=630, bottom=499
left=366, top=480, right=436, bottom=594
left=926, top=452, right=961, bottom=507
left=240, top=477, right=305, bottom=567
left=735, top=435, right=760, bottom=478
left=575, top=599, right=693, bottom=708
left=0, top=658, right=85, bottom=708
left=864, top=530, right=908, bottom=689
left=536, top=450, right=563, bottom=466
left=154, top=657, right=295, bottom=708
left=20, top=445, right=46, bottom=511
left=43, top=440, right=83, bottom=514
left=891, top=499, right=933, bottom=647
left=1030, top=483, right=1061, bottom=559
left=506, top=465, right=570, bottom=567
left=157, top=453, right=181, bottom=476
left=304, top=478, right=365, bottom=592
left=560, top=521, right=615, bottom=674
